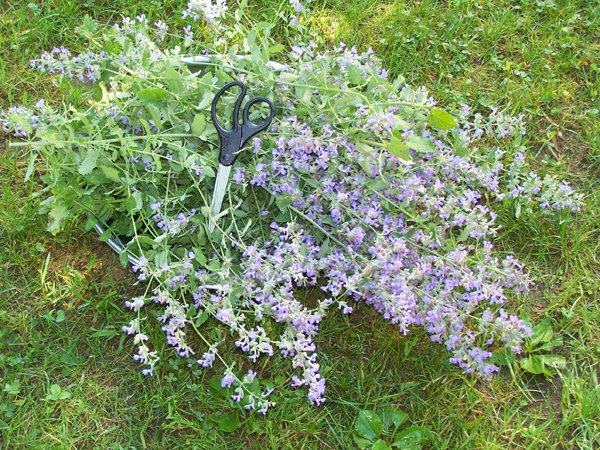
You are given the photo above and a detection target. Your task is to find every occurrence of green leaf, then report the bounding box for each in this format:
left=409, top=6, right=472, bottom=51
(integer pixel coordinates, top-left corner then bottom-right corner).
left=348, top=66, right=363, bottom=85
left=373, top=439, right=393, bottom=450
left=195, top=311, right=209, bottom=328
left=60, top=352, right=83, bottom=366
left=197, top=91, right=214, bottom=111
left=206, top=260, right=221, bottom=272
left=119, top=250, right=129, bottom=268
left=89, top=328, right=119, bottom=338
left=353, top=433, right=374, bottom=449
left=380, top=406, right=408, bottom=431
left=520, top=355, right=544, bottom=374
left=99, top=165, right=121, bottom=183
left=83, top=215, right=97, bottom=232
left=124, top=191, right=143, bottom=213
left=47, top=202, right=69, bottom=235
left=529, top=318, right=554, bottom=348
left=58, top=389, right=71, bottom=400
left=426, top=108, right=458, bottom=130
left=138, top=88, right=169, bottom=104
left=191, top=114, right=206, bottom=136
left=202, top=165, right=215, bottom=178
left=53, top=310, right=66, bottom=323
left=164, top=67, right=185, bottom=95
left=99, top=227, right=112, bottom=242
left=45, top=384, right=71, bottom=401
left=490, top=348, right=516, bottom=366
left=540, top=336, right=563, bottom=351
left=276, top=195, right=292, bottom=212
left=85, top=169, right=112, bottom=185
left=193, top=248, right=207, bottom=266
left=77, top=147, right=100, bottom=175
left=130, top=235, right=158, bottom=248
left=24, top=150, right=37, bottom=181
left=539, top=355, right=567, bottom=370
left=392, top=426, right=431, bottom=449
left=3, top=380, right=20, bottom=396
left=356, top=410, right=384, bottom=441
left=393, top=119, right=412, bottom=131
left=215, top=69, right=233, bottom=84
left=75, top=15, right=99, bottom=39
left=145, top=103, right=163, bottom=132
left=37, top=127, right=64, bottom=148
left=218, top=412, right=240, bottom=433
left=269, top=44, right=286, bottom=54
left=457, top=225, right=474, bottom=243
left=406, top=135, right=435, bottom=153
left=453, top=141, right=469, bottom=157
left=387, top=136, right=412, bottom=163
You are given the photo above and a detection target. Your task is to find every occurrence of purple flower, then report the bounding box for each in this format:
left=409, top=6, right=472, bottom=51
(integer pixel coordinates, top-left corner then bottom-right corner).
left=233, top=167, right=245, bottom=184
left=289, top=0, right=305, bottom=13
left=124, top=297, right=145, bottom=311
left=197, top=351, right=216, bottom=368
left=183, top=25, right=194, bottom=41
left=221, top=374, right=236, bottom=388
left=348, top=227, right=366, bottom=246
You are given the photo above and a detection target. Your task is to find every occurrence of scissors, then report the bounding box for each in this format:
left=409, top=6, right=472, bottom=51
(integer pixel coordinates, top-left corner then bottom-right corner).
left=208, top=81, right=275, bottom=233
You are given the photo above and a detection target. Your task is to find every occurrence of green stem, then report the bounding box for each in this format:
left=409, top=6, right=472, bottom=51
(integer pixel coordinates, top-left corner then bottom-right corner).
left=8, top=141, right=32, bottom=148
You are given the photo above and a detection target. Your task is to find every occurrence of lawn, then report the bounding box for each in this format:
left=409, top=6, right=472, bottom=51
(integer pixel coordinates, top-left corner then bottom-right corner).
left=1, top=0, right=598, bottom=448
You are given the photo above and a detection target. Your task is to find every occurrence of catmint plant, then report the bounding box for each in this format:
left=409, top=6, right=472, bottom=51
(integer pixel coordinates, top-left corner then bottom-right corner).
left=2, top=0, right=582, bottom=411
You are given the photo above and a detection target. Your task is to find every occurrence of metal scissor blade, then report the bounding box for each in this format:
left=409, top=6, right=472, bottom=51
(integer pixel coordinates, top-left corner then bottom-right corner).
left=208, top=164, right=232, bottom=233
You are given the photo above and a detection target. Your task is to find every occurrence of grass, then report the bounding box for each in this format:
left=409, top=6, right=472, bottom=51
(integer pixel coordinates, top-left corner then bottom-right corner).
left=1, top=0, right=599, bottom=448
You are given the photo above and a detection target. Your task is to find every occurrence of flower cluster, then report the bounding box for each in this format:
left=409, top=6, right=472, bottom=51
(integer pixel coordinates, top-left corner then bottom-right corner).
left=504, top=152, right=582, bottom=211
left=154, top=20, right=168, bottom=44
left=26, top=14, right=180, bottom=87
left=288, top=0, right=310, bottom=25
left=122, top=317, right=160, bottom=376
left=1, top=105, right=38, bottom=138
left=29, top=46, right=104, bottom=83
left=240, top=112, right=539, bottom=377
left=0, top=100, right=64, bottom=138
left=182, top=0, right=228, bottom=26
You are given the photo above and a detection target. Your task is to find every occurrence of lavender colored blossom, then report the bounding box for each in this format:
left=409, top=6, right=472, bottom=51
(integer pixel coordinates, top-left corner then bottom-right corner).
left=154, top=20, right=168, bottom=43
left=233, top=166, right=245, bottom=184
left=197, top=351, right=216, bottom=367
left=221, top=373, right=236, bottom=388
left=289, top=0, right=306, bottom=13
left=125, top=297, right=145, bottom=311
left=183, top=25, right=194, bottom=45
left=182, top=0, right=228, bottom=25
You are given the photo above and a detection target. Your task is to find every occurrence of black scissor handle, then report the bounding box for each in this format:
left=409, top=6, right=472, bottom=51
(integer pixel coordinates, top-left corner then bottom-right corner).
left=211, top=81, right=247, bottom=166
left=210, top=80, right=275, bottom=166
left=240, top=96, right=275, bottom=148
left=210, top=80, right=247, bottom=136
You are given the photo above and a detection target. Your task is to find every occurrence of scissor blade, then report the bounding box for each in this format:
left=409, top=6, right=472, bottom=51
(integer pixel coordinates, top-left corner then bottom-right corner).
left=208, top=164, right=232, bottom=233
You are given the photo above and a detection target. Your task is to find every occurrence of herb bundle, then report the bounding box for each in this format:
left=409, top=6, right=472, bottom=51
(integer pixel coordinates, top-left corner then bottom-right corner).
left=2, top=1, right=581, bottom=412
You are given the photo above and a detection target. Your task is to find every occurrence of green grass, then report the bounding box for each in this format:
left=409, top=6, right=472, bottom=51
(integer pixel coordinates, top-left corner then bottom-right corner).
left=1, top=0, right=599, bottom=448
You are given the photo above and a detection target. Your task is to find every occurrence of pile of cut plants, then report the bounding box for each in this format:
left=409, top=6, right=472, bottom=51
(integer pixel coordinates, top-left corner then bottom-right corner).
left=1, top=0, right=581, bottom=413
